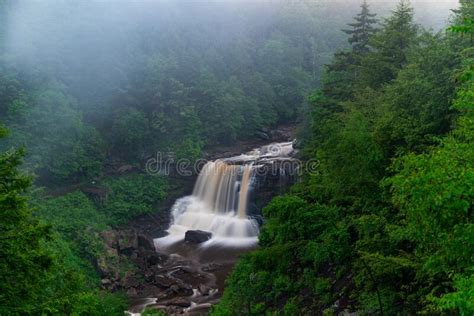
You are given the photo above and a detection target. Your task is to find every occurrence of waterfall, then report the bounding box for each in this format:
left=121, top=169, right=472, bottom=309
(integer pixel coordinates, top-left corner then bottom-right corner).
left=237, top=163, right=253, bottom=219
left=192, top=161, right=242, bottom=215
left=155, top=141, right=295, bottom=248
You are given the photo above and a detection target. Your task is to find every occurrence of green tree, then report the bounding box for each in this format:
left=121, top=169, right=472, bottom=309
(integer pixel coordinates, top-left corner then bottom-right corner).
left=342, top=1, right=377, bottom=54
left=0, top=126, right=52, bottom=313
left=3, top=81, right=105, bottom=183
left=360, top=0, right=418, bottom=88
left=325, top=1, right=377, bottom=101
left=373, top=32, right=458, bottom=155
left=111, top=107, right=151, bottom=161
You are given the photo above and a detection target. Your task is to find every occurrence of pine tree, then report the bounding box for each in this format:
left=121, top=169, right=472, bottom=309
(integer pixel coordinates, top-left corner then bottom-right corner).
left=324, top=1, right=377, bottom=100
left=372, top=0, right=417, bottom=71
left=450, top=0, right=474, bottom=43
left=454, top=0, right=474, bottom=23
left=357, top=0, right=417, bottom=89
left=342, top=1, right=377, bottom=54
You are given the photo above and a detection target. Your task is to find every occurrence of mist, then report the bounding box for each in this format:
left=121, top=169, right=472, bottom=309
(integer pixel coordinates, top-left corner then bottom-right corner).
left=3, top=0, right=457, bottom=107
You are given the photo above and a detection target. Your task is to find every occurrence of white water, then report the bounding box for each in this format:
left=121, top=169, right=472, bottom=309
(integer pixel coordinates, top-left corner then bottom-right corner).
left=155, top=141, right=295, bottom=248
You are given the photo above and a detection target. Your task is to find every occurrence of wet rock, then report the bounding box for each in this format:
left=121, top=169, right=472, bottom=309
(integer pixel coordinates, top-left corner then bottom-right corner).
left=127, top=287, right=138, bottom=297
left=117, top=164, right=134, bottom=174
left=184, top=230, right=212, bottom=243
left=169, top=282, right=193, bottom=296
left=249, top=214, right=265, bottom=226
left=169, top=284, right=180, bottom=293
left=147, top=253, right=165, bottom=266
left=168, top=298, right=191, bottom=308
left=154, top=275, right=175, bottom=288
left=122, top=273, right=139, bottom=289
left=269, top=129, right=291, bottom=141
left=198, top=284, right=210, bottom=296
left=138, top=234, right=155, bottom=250
left=171, top=266, right=194, bottom=276
left=201, top=263, right=222, bottom=272
left=255, top=131, right=270, bottom=140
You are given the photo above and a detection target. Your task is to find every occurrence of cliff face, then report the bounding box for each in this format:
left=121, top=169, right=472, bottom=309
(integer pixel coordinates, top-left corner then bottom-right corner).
left=249, top=159, right=300, bottom=218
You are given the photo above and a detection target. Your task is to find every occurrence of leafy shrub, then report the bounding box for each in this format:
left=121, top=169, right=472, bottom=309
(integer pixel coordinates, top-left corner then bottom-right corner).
left=102, top=173, right=168, bottom=224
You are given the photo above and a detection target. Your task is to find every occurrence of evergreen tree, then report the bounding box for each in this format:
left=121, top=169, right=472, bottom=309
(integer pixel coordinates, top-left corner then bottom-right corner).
left=360, top=0, right=417, bottom=88
left=453, top=0, right=474, bottom=25
left=450, top=0, right=474, bottom=42
left=342, top=1, right=378, bottom=54
left=0, top=126, right=52, bottom=314
left=374, top=0, right=416, bottom=68
left=325, top=1, right=378, bottom=100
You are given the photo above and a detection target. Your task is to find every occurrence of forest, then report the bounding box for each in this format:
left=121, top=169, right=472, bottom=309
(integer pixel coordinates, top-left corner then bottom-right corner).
left=0, top=0, right=472, bottom=315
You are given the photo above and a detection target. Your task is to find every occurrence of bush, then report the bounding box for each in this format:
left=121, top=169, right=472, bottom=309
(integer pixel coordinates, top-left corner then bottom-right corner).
left=102, top=173, right=168, bottom=224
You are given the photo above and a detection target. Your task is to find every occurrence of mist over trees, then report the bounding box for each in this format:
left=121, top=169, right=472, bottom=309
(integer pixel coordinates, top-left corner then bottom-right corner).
left=0, top=0, right=457, bottom=183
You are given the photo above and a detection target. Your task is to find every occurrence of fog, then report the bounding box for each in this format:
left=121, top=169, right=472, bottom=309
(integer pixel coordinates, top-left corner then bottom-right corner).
left=0, top=0, right=462, bottom=181
left=3, top=0, right=458, bottom=108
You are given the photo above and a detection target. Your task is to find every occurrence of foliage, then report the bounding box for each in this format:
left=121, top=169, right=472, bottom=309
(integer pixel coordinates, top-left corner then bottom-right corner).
left=0, top=127, right=127, bottom=315
left=32, top=233, right=127, bottom=315
left=1, top=78, right=106, bottom=184
left=214, top=196, right=350, bottom=315
left=33, top=191, right=107, bottom=262
left=0, top=126, right=52, bottom=314
left=215, top=2, right=474, bottom=315
left=142, top=307, right=167, bottom=316
left=102, top=173, right=168, bottom=224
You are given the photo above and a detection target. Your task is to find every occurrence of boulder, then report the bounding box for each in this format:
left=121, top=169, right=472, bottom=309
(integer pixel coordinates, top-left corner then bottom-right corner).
left=101, top=278, right=112, bottom=287
left=269, top=129, right=291, bottom=141
left=168, top=298, right=191, bottom=308
left=118, top=229, right=138, bottom=255
left=169, top=282, right=193, bottom=296
left=154, top=275, right=175, bottom=288
left=117, top=164, right=134, bottom=174
left=201, top=262, right=222, bottom=272
left=255, top=131, right=270, bottom=140
left=147, top=253, right=164, bottom=266
left=198, top=284, right=210, bottom=296
left=137, top=234, right=155, bottom=250
left=122, top=272, right=139, bottom=289
left=184, top=230, right=212, bottom=243
left=126, top=288, right=138, bottom=297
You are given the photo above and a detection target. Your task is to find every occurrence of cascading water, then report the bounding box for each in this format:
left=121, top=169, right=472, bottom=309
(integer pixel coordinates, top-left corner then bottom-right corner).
left=130, top=141, right=296, bottom=315
left=155, top=141, right=295, bottom=248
